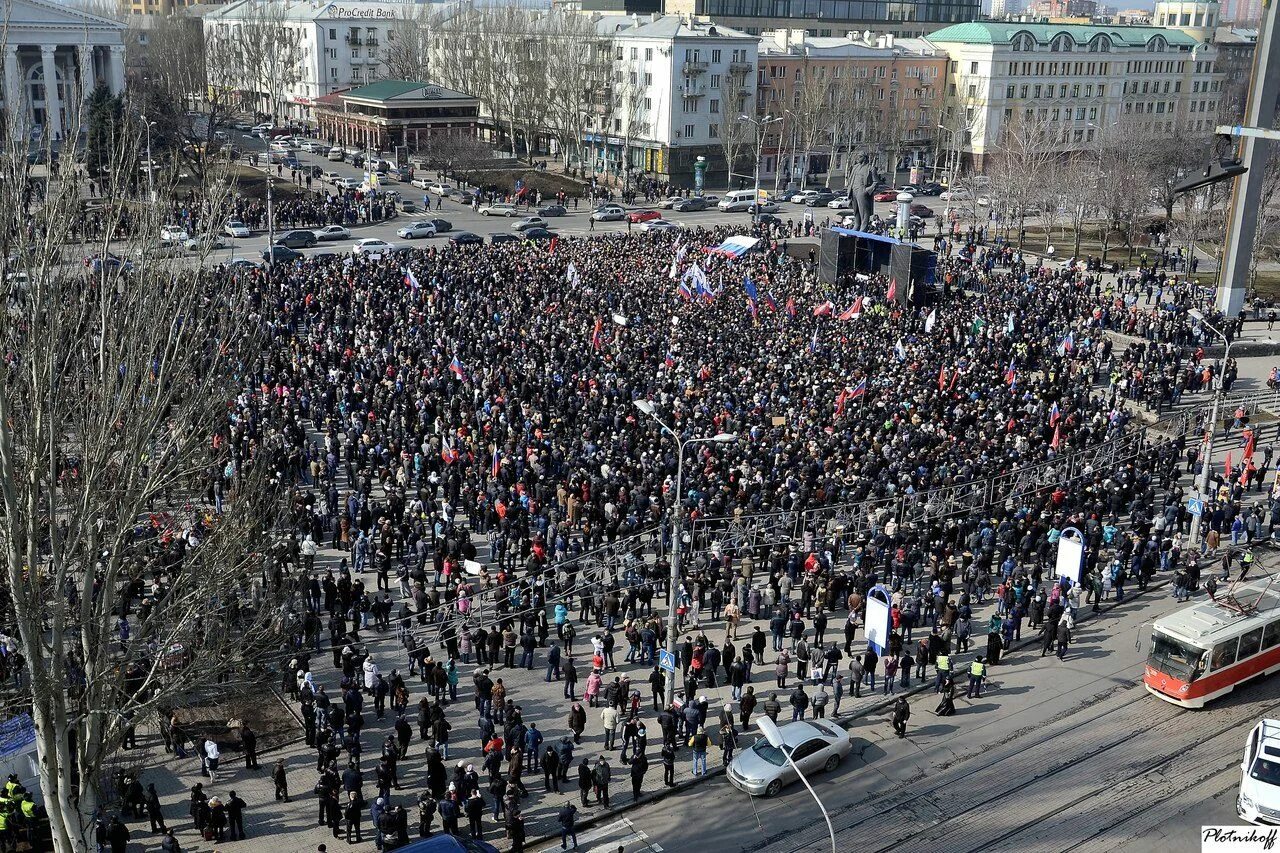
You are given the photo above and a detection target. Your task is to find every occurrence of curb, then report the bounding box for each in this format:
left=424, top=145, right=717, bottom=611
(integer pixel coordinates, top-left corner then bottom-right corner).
left=520, top=571, right=1180, bottom=850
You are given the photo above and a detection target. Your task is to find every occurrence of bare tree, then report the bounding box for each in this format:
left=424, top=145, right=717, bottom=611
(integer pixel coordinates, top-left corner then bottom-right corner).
left=830, top=70, right=878, bottom=189
left=231, top=0, right=303, bottom=122
left=788, top=62, right=830, bottom=189
left=987, top=110, right=1059, bottom=248
left=612, top=56, right=650, bottom=186
left=382, top=7, right=431, bottom=82
left=1092, top=119, right=1150, bottom=262
left=0, top=93, right=285, bottom=852
left=717, top=67, right=753, bottom=190
left=543, top=15, right=611, bottom=175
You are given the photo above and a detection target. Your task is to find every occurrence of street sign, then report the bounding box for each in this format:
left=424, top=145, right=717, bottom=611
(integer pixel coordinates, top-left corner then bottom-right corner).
left=658, top=649, right=676, bottom=673
left=1187, top=497, right=1204, bottom=517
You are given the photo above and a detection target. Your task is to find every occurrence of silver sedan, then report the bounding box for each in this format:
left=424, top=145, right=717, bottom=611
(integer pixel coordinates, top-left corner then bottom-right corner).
left=727, top=718, right=853, bottom=796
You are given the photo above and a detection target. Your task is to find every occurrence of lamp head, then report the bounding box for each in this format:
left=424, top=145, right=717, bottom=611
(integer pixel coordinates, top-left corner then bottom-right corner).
left=633, top=400, right=657, bottom=416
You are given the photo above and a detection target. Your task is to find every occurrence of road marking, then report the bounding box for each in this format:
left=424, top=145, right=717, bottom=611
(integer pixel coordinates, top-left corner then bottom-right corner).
left=538, top=817, right=665, bottom=853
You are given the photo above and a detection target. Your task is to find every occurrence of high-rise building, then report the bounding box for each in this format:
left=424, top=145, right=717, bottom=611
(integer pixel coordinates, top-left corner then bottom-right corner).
left=661, top=0, right=981, bottom=38
left=1219, top=0, right=1262, bottom=24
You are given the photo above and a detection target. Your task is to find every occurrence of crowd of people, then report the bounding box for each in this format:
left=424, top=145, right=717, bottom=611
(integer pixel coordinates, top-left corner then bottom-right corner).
left=84, top=203, right=1275, bottom=851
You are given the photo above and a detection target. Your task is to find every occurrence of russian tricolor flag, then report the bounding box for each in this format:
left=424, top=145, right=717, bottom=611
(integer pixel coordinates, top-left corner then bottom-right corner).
left=1049, top=401, right=1061, bottom=427
left=404, top=267, right=420, bottom=290
left=449, top=356, right=468, bottom=381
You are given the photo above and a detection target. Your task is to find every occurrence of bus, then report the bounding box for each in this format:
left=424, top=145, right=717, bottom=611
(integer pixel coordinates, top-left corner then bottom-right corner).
left=1145, top=578, right=1280, bottom=708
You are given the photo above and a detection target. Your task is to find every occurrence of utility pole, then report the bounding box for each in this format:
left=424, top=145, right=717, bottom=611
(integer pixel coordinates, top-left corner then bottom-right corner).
left=1215, top=0, right=1280, bottom=317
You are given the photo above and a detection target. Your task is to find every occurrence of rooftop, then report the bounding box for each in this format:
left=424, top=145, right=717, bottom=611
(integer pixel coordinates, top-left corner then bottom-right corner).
left=1155, top=577, right=1280, bottom=641
left=926, top=20, right=1202, bottom=47
left=339, top=80, right=474, bottom=102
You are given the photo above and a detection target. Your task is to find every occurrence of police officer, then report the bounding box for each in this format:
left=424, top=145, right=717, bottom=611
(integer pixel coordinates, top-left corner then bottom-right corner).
left=934, top=652, right=951, bottom=693
left=967, top=656, right=986, bottom=699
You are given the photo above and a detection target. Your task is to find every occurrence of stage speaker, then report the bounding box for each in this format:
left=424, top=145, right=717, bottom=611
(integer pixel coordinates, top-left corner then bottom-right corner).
left=889, top=244, right=940, bottom=306
left=819, top=231, right=861, bottom=285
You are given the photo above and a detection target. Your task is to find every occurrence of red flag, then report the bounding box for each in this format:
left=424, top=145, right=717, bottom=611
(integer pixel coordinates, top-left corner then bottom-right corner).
left=1225, top=451, right=1233, bottom=478
left=835, top=388, right=849, bottom=415
left=786, top=296, right=796, bottom=319
left=1006, top=416, right=1016, bottom=433
left=949, top=369, right=960, bottom=391
left=938, top=365, right=947, bottom=391
left=1051, top=423, right=1061, bottom=450
left=549, top=236, right=558, bottom=254
left=886, top=278, right=898, bottom=302
left=813, top=300, right=834, bottom=317
left=592, top=317, right=603, bottom=351
left=1244, top=428, right=1257, bottom=460
left=838, top=296, right=863, bottom=321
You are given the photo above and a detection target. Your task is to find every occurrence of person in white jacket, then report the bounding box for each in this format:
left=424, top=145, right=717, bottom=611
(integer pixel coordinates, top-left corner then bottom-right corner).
left=363, top=657, right=379, bottom=694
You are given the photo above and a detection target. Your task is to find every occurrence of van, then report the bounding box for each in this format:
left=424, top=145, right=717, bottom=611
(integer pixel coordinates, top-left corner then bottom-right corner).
left=327, top=147, right=344, bottom=161
left=718, top=190, right=761, bottom=212
left=1240, top=719, right=1280, bottom=824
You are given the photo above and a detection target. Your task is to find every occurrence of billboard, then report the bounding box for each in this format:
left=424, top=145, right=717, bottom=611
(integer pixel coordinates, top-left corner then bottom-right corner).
left=1055, top=531, right=1085, bottom=585
left=865, top=586, right=892, bottom=655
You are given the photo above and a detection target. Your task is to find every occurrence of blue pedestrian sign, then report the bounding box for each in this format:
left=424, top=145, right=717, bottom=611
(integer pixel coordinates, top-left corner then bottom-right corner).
left=658, top=649, right=677, bottom=673
left=1186, top=498, right=1204, bottom=517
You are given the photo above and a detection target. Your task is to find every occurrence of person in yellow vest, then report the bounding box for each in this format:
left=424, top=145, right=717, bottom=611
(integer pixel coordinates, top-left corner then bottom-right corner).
left=967, top=656, right=986, bottom=699
left=0, top=804, right=10, bottom=853
left=1242, top=547, right=1256, bottom=581
left=18, top=794, right=35, bottom=848
left=934, top=652, right=950, bottom=694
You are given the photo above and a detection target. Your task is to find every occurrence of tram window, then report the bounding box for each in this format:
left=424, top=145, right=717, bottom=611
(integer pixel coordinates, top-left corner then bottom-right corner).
left=1211, top=638, right=1239, bottom=670
left=1266, top=621, right=1280, bottom=650
left=1240, top=627, right=1264, bottom=659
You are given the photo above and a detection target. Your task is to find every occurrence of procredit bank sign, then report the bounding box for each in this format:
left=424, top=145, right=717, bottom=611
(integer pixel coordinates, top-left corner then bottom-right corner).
left=324, top=4, right=402, bottom=19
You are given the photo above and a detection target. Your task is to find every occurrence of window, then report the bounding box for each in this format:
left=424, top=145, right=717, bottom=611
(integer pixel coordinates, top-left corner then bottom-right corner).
left=1059, top=84, right=1067, bottom=98
left=1071, top=84, right=1079, bottom=98
left=645, top=48, right=652, bottom=61
left=791, top=739, right=827, bottom=761
left=614, top=118, right=622, bottom=131
left=1211, top=638, right=1239, bottom=671
left=1076, top=107, right=1085, bottom=120
left=1033, top=84, right=1041, bottom=98
left=1240, top=627, right=1264, bottom=660
left=329, top=28, right=336, bottom=39
left=710, top=98, right=719, bottom=113
left=967, top=85, right=976, bottom=98
left=712, top=49, right=722, bottom=63
left=630, top=72, right=637, bottom=85
left=1262, top=620, right=1280, bottom=649
left=1012, top=33, right=1034, bottom=52
left=709, top=123, right=719, bottom=138
left=644, top=73, right=651, bottom=85
left=684, top=124, right=694, bottom=138
left=630, top=47, right=638, bottom=59
left=330, top=67, right=338, bottom=80
left=1019, top=85, right=1028, bottom=99
left=969, top=61, right=978, bottom=73
left=643, top=97, right=651, bottom=110
left=1084, top=84, right=1092, bottom=97
left=1051, top=34, right=1073, bottom=53
left=1006, top=85, right=1015, bottom=98
left=1088, top=107, right=1097, bottom=120
left=351, top=48, right=359, bottom=58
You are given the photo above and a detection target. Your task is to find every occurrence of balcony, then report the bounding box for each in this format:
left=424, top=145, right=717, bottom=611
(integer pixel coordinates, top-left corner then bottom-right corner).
left=682, top=61, right=708, bottom=75
left=346, top=36, right=363, bottom=46
left=729, top=60, right=753, bottom=73
left=681, top=84, right=706, bottom=98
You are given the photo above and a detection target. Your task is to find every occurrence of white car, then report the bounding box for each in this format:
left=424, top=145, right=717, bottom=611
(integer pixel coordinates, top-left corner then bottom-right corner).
left=591, top=205, right=626, bottom=222
left=1240, top=720, right=1280, bottom=824
left=184, top=234, right=229, bottom=252
left=641, top=219, right=681, bottom=231
left=160, top=225, right=190, bottom=243
left=827, top=195, right=851, bottom=209
left=789, top=190, right=819, bottom=204
left=939, top=188, right=973, bottom=201
left=727, top=719, right=854, bottom=797
left=313, top=225, right=351, bottom=241
left=320, top=171, right=341, bottom=184
left=427, top=182, right=454, bottom=194
left=410, top=178, right=432, bottom=190
left=335, top=177, right=360, bottom=190
left=224, top=220, right=251, bottom=238
left=512, top=216, right=547, bottom=232
left=976, top=196, right=992, bottom=207
left=397, top=221, right=438, bottom=239
left=352, top=238, right=395, bottom=256
left=479, top=203, right=518, bottom=217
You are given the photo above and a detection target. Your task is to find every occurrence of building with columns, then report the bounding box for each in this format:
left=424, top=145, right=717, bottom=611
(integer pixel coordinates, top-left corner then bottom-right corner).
left=1, top=0, right=127, bottom=141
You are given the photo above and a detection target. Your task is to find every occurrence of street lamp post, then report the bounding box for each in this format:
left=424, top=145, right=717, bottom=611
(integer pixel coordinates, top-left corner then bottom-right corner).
left=738, top=114, right=782, bottom=226
left=1188, top=308, right=1232, bottom=549
left=142, top=115, right=156, bottom=204
left=935, top=123, right=965, bottom=224
left=263, top=134, right=276, bottom=270
left=633, top=400, right=736, bottom=707
left=757, top=717, right=836, bottom=853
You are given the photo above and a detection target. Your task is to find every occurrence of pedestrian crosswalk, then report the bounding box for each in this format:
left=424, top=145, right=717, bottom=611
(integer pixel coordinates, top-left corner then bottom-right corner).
left=536, top=817, right=665, bottom=853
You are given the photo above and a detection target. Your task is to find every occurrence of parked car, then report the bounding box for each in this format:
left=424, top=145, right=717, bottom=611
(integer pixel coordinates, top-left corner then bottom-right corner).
left=671, top=197, right=709, bottom=212
left=919, top=182, right=944, bottom=196
left=939, top=187, right=972, bottom=201
left=427, top=182, right=454, bottom=195
left=84, top=253, right=134, bottom=273
left=826, top=195, right=851, bottom=209
left=397, top=221, right=438, bottom=239
left=909, top=203, right=934, bottom=218
left=226, top=257, right=259, bottom=269
left=657, top=197, right=681, bottom=209
left=642, top=219, right=681, bottom=231
left=513, top=216, right=548, bottom=232
left=591, top=205, right=626, bottom=221
left=756, top=214, right=784, bottom=227
left=489, top=232, right=520, bottom=244
left=450, top=231, right=483, bottom=246
left=522, top=227, right=556, bottom=240
left=429, top=218, right=452, bottom=233
left=261, top=245, right=303, bottom=264
left=804, top=191, right=837, bottom=207
left=628, top=210, right=661, bottom=223
left=726, top=719, right=853, bottom=797
left=789, top=190, right=819, bottom=204
left=537, top=204, right=567, bottom=217
left=160, top=225, right=190, bottom=243
left=410, top=177, right=432, bottom=190
left=747, top=201, right=780, bottom=214
left=326, top=147, right=345, bottom=161
left=312, top=225, right=351, bottom=241
left=1239, top=719, right=1280, bottom=825
left=479, top=203, right=518, bottom=217
left=873, top=190, right=899, bottom=202
left=352, top=238, right=396, bottom=256
left=224, top=220, right=251, bottom=238
left=320, top=171, right=341, bottom=184
left=275, top=229, right=317, bottom=249
left=335, top=177, right=361, bottom=190
left=184, top=234, right=229, bottom=252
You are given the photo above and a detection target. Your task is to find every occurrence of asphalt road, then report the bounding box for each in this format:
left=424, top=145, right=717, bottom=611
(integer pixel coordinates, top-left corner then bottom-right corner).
left=581, top=564, right=1279, bottom=853
left=194, top=132, right=938, bottom=264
